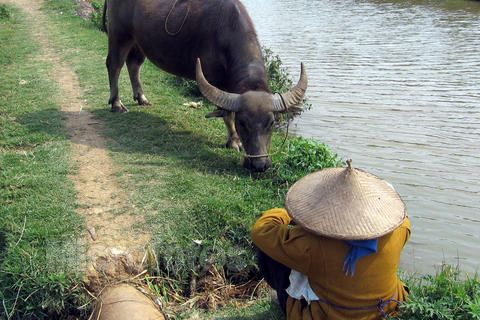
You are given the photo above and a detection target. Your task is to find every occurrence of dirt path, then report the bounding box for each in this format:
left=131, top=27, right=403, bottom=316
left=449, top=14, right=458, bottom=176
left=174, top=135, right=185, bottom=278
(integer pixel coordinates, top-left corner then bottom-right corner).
left=3, top=0, right=150, bottom=290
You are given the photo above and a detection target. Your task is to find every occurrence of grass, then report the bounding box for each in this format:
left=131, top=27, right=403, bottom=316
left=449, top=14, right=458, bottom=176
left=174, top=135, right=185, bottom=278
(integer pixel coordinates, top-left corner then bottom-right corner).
left=398, top=265, right=480, bottom=320
left=182, top=298, right=285, bottom=320
left=0, top=4, right=87, bottom=319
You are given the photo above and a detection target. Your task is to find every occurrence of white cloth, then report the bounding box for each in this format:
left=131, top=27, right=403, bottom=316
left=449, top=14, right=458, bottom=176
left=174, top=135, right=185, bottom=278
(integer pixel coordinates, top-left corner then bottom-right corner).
left=286, top=270, right=320, bottom=304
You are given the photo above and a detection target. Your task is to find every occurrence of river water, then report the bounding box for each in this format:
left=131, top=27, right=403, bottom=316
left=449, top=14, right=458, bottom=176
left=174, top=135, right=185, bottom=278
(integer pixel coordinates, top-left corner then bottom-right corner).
left=242, top=0, right=480, bottom=274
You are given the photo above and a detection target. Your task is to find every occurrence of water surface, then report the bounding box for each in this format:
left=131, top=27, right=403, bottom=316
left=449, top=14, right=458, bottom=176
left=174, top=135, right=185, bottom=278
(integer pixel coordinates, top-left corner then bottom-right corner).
left=242, top=0, right=480, bottom=274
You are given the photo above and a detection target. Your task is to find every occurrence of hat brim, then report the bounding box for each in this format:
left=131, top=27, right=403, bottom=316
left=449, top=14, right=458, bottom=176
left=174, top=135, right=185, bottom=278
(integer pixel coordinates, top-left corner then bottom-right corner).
left=285, top=167, right=406, bottom=240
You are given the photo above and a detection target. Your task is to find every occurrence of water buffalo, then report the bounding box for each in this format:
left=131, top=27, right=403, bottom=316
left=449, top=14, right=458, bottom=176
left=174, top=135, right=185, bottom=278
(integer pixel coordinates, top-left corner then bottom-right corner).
left=103, top=0, right=308, bottom=172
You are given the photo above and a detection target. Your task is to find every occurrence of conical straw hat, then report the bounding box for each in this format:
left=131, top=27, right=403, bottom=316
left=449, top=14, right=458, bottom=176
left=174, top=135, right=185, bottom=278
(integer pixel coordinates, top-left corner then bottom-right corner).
left=285, top=160, right=406, bottom=240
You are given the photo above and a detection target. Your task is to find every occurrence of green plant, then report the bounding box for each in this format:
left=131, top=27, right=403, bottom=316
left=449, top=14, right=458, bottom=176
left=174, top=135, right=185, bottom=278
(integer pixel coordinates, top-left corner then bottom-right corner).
left=1, top=263, right=89, bottom=319
left=262, top=47, right=311, bottom=123
left=165, top=74, right=202, bottom=97
left=89, top=1, right=104, bottom=31
left=0, top=4, right=12, bottom=20
left=263, top=47, right=293, bottom=94
left=396, top=265, right=480, bottom=319
left=272, top=137, right=343, bottom=185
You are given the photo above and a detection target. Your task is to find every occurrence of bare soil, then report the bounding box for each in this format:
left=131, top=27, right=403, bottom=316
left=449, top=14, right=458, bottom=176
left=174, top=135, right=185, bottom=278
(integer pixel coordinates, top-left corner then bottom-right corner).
left=3, top=0, right=150, bottom=292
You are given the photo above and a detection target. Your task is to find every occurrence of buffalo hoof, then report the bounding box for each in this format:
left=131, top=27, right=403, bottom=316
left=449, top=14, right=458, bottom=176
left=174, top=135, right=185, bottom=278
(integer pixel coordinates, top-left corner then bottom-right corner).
left=134, top=94, right=151, bottom=106
left=111, top=101, right=129, bottom=113
left=226, top=138, right=243, bottom=152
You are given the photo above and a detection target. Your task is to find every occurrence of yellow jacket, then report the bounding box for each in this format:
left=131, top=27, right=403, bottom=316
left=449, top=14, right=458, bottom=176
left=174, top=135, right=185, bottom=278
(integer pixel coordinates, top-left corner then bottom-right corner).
left=252, top=208, right=411, bottom=320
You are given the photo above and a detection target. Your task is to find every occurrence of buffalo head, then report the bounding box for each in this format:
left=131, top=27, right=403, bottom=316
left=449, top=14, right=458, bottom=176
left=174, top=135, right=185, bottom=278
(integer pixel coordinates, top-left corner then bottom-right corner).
left=196, top=59, right=308, bottom=172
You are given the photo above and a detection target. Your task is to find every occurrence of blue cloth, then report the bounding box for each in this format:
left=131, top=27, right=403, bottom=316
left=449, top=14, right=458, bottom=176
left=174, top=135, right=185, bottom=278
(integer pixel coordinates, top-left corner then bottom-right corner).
left=343, top=239, right=378, bottom=276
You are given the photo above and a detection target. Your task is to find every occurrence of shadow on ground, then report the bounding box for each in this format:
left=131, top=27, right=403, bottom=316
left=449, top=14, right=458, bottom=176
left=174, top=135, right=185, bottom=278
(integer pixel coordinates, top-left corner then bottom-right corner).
left=17, top=108, right=251, bottom=177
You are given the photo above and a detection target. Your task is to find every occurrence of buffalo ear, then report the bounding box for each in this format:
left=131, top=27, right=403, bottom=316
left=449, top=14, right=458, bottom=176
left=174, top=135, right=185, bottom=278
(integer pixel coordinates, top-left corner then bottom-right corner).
left=205, top=108, right=227, bottom=118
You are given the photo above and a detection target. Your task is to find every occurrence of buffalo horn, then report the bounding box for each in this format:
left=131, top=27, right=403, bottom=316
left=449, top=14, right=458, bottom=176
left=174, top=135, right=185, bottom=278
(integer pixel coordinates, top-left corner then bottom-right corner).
left=272, top=63, right=308, bottom=112
left=196, top=58, right=241, bottom=112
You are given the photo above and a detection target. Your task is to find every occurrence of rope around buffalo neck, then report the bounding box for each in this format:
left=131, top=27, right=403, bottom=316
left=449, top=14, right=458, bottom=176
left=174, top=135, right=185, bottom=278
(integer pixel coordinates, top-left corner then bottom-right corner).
left=165, top=0, right=192, bottom=36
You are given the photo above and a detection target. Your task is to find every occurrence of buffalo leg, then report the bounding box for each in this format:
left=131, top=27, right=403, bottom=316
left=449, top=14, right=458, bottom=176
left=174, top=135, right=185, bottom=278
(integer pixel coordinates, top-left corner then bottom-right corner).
left=106, top=39, right=132, bottom=113
left=126, top=46, right=150, bottom=106
left=223, top=111, right=243, bottom=152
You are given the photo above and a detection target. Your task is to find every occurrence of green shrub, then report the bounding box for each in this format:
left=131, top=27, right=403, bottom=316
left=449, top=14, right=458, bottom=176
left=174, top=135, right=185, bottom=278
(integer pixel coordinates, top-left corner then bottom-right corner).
left=273, top=136, right=343, bottom=185
left=0, top=4, right=12, bottom=19
left=89, top=1, right=104, bottom=31
left=397, top=265, right=480, bottom=319
left=166, top=75, right=202, bottom=97
left=263, top=47, right=311, bottom=123
left=263, top=47, right=293, bottom=94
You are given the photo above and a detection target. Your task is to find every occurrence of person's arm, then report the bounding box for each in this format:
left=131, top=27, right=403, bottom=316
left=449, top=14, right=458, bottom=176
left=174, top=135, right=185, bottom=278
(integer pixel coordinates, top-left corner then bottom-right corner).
left=402, top=216, right=412, bottom=246
left=251, top=208, right=312, bottom=274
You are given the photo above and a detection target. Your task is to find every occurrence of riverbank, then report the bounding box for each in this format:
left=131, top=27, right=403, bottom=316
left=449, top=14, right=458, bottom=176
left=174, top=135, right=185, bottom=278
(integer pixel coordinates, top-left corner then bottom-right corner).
left=0, top=1, right=478, bottom=319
